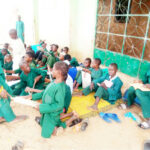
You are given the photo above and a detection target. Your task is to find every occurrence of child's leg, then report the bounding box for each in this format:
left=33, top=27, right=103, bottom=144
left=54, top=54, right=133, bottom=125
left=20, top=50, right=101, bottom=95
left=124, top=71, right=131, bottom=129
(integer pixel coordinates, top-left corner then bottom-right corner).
left=73, top=80, right=77, bottom=88
left=127, top=86, right=136, bottom=106
left=60, top=112, right=74, bottom=120
left=89, top=86, right=109, bottom=111
left=82, top=85, right=92, bottom=96
left=74, top=74, right=82, bottom=90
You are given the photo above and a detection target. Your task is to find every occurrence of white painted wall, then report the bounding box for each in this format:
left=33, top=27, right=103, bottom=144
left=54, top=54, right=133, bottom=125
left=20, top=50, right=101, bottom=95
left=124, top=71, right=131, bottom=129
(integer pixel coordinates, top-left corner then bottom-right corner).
left=70, top=0, right=97, bottom=61
left=0, top=0, right=97, bottom=60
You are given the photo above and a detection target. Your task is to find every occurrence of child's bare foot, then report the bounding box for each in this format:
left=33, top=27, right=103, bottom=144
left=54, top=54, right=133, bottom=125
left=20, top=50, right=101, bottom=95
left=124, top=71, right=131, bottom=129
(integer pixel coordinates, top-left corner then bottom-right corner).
left=0, top=117, right=6, bottom=123
left=72, top=91, right=83, bottom=97
left=88, top=104, right=99, bottom=112
left=12, top=115, right=28, bottom=123
left=74, top=88, right=79, bottom=92
left=52, top=127, right=64, bottom=136
left=72, top=111, right=79, bottom=118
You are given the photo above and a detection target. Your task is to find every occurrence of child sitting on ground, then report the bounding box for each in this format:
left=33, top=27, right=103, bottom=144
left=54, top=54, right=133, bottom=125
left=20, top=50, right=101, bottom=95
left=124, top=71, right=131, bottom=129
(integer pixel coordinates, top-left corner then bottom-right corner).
left=32, top=62, right=78, bottom=138
left=89, top=63, right=123, bottom=111
left=73, top=58, right=91, bottom=90
left=79, top=58, right=103, bottom=96
left=0, top=48, right=8, bottom=67
left=64, top=54, right=79, bottom=67
left=3, top=54, right=13, bottom=75
left=0, top=65, right=27, bottom=123
left=12, top=61, right=47, bottom=96
left=24, top=51, right=36, bottom=68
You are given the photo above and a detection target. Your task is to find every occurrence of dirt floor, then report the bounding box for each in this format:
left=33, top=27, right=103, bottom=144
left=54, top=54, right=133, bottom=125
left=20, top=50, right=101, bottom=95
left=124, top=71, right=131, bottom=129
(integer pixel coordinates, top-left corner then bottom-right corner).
left=0, top=102, right=150, bottom=150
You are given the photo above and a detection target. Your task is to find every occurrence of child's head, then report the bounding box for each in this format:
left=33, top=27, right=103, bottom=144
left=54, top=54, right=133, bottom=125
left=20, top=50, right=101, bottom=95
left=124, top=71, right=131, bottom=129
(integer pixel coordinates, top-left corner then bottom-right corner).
left=9, top=29, right=17, bottom=39
left=42, top=42, right=47, bottom=49
left=84, top=58, right=91, bottom=68
left=26, top=45, right=32, bottom=51
left=18, top=15, right=21, bottom=21
left=4, top=54, right=12, bottom=63
left=63, top=47, right=69, bottom=54
left=91, top=58, right=101, bottom=68
left=108, top=63, right=118, bottom=77
left=19, top=61, right=30, bottom=74
left=25, top=51, right=35, bottom=63
left=3, top=43, right=9, bottom=49
left=64, top=54, right=72, bottom=61
left=52, top=61, right=69, bottom=81
left=38, top=60, right=45, bottom=67
left=1, top=48, right=8, bottom=56
left=52, top=44, right=59, bottom=52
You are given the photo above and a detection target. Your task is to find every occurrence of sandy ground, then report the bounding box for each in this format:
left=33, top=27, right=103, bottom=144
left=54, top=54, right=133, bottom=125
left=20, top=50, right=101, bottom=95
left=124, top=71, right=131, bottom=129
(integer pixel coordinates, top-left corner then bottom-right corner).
left=0, top=102, right=150, bottom=150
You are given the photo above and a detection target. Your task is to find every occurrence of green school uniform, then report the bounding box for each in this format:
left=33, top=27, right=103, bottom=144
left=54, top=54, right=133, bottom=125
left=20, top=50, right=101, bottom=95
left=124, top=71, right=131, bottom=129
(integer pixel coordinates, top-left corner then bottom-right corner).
left=39, top=82, right=66, bottom=138
left=127, top=70, right=150, bottom=106
left=3, top=61, right=13, bottom=75
left=16, top=20, right=24, bottom=42
left=94, top=74, right=123, bottom=104
left=0, top=52, right=4, bottom=67
left=12, top=68, right=46, bottom=96
left=70, top=57, right=79, bottom=67
left=46, top=55, right=56, bottom=68
left=127, top=70, right=150, bottom=118
left=0, top=66, right=16, bottom=122
left=82, top=68, right=103, bottom=95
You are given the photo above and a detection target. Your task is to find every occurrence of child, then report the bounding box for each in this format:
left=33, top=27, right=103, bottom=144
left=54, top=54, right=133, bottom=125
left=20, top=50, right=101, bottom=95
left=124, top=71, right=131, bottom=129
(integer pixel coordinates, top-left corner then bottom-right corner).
left=0, top=65, right=27, bottom=123
left=0, top=48, right=8, bottom=67
left=73, top=58, right=91, bottom=90
left=24, top=51, right=36, bottom=68
left=12, top=61, right=47, bottom=96
left=89, top=63, right=123, bottom=111
left=62, top=47, right=69, bottom=55
left=81, top=58, right=103, bottom=96
left=33, top=61, right=76, bottom=138
left=64, top=54, right=79, bottom=67
left=3, top=54, right=13, bottom=75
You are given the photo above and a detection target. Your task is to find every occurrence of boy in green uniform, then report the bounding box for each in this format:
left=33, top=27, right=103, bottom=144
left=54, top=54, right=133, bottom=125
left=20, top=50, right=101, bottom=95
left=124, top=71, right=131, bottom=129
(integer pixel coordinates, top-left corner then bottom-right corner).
left=0, top=65, right=27, bottom=123
left=120, top=69, right=150, bottom=129
left=0, top=48, right=8, bottom=67
left=32, top=62, right=77, bottom=138
left=81, top=58, right=103, bottom=96
left=89, top=63, right=123, bottom=111
left=12, top=61, right=47, bottom=96
left=73, top=58, right=91, bottom=90
left=3, top=54, right=13, bottom=75
left=64, top=54, right=79, bottom=67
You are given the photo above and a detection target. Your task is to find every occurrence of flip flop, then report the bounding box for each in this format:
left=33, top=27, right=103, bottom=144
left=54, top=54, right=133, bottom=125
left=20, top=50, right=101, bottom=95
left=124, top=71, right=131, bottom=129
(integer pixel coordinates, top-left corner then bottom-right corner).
left=81, top=118, right=89, bottom=131
left=99, top=112, right=112, bottom=123
left=35, top=116, right=41, bottom=125
left=144, top=140, right=150, bottom=150
left=12, top=141, right=24, bottom=150
left=138, top=122, right=150, bottom=129
left=124, top=112, right=136, bottom=121
left=69, top=118, right=83, bottom=127
left=107, top=113, right=121, bottom=123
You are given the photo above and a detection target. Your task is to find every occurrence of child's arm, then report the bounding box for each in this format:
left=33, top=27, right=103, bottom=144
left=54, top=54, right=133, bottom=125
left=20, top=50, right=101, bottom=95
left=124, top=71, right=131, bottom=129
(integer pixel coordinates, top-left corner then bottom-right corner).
left=25, top=87, right=43, bottom=93
left=82, top=68, right=91, bottom=74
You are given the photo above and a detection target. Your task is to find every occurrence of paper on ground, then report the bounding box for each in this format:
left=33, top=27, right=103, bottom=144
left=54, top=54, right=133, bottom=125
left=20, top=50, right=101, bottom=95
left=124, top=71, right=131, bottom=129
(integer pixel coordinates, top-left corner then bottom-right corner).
left=7, top=80, right=20, bottom=86
left=13, top=97, right=40, bottom=107
left=82, top=71, right=91, bottom=88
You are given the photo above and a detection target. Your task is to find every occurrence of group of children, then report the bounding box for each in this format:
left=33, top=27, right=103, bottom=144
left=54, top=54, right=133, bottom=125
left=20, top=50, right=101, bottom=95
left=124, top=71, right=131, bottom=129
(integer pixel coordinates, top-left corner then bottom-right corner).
left=0, top=39, right=150, bottom=139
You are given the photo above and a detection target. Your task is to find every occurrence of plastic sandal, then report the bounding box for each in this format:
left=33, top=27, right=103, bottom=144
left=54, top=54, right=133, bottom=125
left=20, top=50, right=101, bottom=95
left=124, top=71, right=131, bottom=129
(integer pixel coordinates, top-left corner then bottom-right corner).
left=107, top=113, right=121, bottom=123
left=99, top=112, right=112, bottom=123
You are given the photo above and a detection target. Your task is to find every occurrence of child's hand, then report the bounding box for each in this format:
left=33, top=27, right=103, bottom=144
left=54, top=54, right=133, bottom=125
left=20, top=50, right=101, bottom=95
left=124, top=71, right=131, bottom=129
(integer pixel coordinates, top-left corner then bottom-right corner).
left=0, top=89, right=8, bottom=99
left=34, top=104, right=40, bottom=111
left=90, top=82, right=94, bottom=90
left=34, top=76, right=42, bottom=85
left=25, top=87, right=32, bottom=93
left=101, top=82, right=107, bottom=90
left=144, top=84, right=150, bottom=89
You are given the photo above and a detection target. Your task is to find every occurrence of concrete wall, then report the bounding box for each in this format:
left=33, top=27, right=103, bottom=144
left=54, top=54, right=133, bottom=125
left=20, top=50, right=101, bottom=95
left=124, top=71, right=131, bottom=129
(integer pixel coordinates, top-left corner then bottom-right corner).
left=70, top=0, right=97, bottom=61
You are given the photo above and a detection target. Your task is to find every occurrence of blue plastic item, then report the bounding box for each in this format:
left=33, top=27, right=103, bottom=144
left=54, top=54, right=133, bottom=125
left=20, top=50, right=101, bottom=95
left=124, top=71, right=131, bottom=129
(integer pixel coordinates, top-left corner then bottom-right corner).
left=99, top=112, right=112, bottom=123
left=124, top=112, right=137, bottom=121
left=107, top=113, right=121, bottom=123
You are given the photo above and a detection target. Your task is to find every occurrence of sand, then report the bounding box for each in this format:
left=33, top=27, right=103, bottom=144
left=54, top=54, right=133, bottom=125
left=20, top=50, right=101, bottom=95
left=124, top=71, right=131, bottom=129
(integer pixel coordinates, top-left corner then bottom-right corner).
left=0, top=102, right=150, bottom=150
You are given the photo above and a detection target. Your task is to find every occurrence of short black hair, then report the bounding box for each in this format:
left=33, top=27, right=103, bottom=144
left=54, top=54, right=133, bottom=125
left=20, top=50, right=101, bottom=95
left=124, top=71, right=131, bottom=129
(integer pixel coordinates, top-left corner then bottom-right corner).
left=110, top=63, right=118, bottom=70
left=64, top=47, right=69, bottom=51
left=94, top=58, right=101, bottom=66
left=26, top=51, right=35, bottom=59
left=54, top=44, right=59, bottom=49
left=85, top=58, right=91, bottom=64
left=64, top=54, right=72, bottom=61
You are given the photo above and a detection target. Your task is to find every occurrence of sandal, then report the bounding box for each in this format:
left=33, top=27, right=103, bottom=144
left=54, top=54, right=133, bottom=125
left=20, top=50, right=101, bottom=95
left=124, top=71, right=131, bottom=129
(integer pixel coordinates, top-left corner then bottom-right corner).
left=99, top=112, right=112, bottom=123
left=12, top=141, right=24, bottom=150
left=118, top=103, right=128, bottom=110
left=81, top=118, right=89, bottom=131
left=138, top=122, right=150, bottom=129
left=35, top=116, right=41, bottom=125
left=107, top=113, right=121, bottom=123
